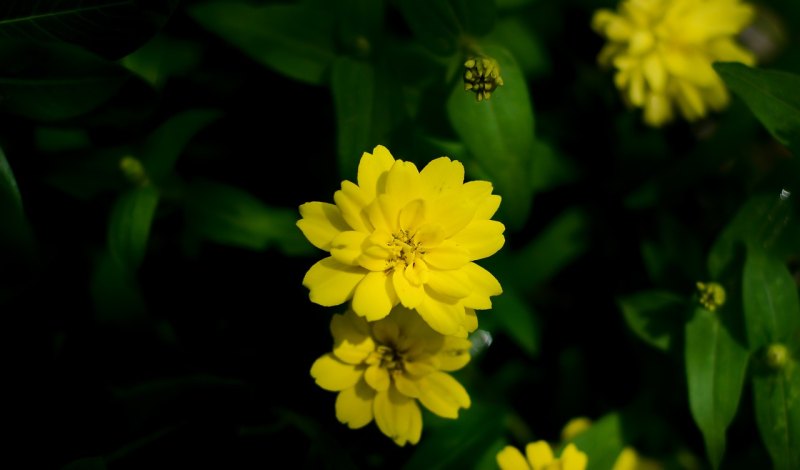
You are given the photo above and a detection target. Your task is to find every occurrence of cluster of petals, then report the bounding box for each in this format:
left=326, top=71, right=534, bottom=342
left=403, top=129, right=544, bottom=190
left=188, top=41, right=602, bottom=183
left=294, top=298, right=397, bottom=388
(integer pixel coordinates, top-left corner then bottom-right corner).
left=310, top=306, right=473, bottom=446
left=592, top=0, right=756, bottom=126
left=497, top=441, right=588, bottom=470
left=298, top=145, right=504, bottom=336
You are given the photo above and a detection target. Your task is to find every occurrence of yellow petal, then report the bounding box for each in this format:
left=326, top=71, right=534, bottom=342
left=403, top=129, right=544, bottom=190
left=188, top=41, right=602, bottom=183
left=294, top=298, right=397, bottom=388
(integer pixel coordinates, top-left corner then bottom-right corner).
left=385, top=160, right=422, bottom=208
left=496, top=446, right=530, bottom=470
left=643, top=92, right=673, bottom=127
left=611, top=447, right=638, bottom=470
left=365, top=364, right=391, bottom=391
left=335, top=378, right=375, bottom=429
left=367, top=194, right=401, bottom=233
left=465, top=308, right=478, bottom=333
left=560, top=443, right=589, bottom=470
left=461, top=262, right=503, bottom=310
left=674, top=80, right=706, bottom=121
left=419, top=157, right=464, bottom=199
left=525, top=441, right=555, bottom=470
left=310, top=354, right=362, bottom=391
left=708, top=37, right=755, bottom=66
left=371, top=316, right=400, bottom=345
left=416, top=291, right=464, bottom=335
left=394, top=372, right=421, bottom=398
left=398, top=199, right=426, bottom=232
left=331, top=310, right=375, bottom=365
left=448, top=219, right=505, bottom=260
left=404, top=359, right=437, bottom=377
left=560, top=417, right=592, bottom=442
left=475, top=194, right=501, bottom=220
left=416, top=372, right=470, bottom=419
left=642, top=53, right=666, bottom=92
left=393, top=268, right=425, bottom=309
left=297, top=202, right=350, bottom=251
left=352, top=271, right=397, bottom=321
left=628, top=68, right=645, bottom=106
left=334, top=180, right=372, bottom=232
left=434, top=337, right=472, bottom=371
left=426, top=268, right=472, bottom=299
left=358, top=231, right=392, bottom=271
left=424, top=240, right=470, bottom=270
left=357, top=145, right=396, bottom=201
left=303, top=257, right=365, bottom=307
left=330, top=230, right=369, bottom=266
left=427, top=191, right=476, bottom=238
left=373, top=387, right=422, bottom=446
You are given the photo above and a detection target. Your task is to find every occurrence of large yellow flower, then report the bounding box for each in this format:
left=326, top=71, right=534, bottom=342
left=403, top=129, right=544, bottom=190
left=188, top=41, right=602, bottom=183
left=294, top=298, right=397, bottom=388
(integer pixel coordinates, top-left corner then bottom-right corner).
left=310, top=306, right=473, bottom=446
left=592, top=0, right=756, bottom=127
left=297, top=145, right=504, bottom=336
left=497, top=441, right=588, bottom=470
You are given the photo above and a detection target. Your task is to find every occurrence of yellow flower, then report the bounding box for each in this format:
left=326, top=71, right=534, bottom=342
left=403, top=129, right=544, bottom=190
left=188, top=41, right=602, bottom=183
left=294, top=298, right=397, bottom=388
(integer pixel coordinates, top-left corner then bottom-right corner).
left=592, top=0, right=756, bottom=127
left=612, top=447, right=664, bottom=470
left=297, top=145, right=504, bottom=336
left=310, top=306, right=473, bottom=446
left=497, top=441, right=588, bottom=470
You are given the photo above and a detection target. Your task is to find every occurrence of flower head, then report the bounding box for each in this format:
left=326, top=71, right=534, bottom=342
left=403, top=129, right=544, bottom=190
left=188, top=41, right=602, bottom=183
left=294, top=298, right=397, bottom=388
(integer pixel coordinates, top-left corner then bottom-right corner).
left=297, top=145, right=504, bottom=336
left=464, top=56, right=504, bottom=101
left=497, top=441, right=588, bottom=470
left=592, top=0, right=756, bottom=127
left=696, top=281, right=726, bottom=311
left=310, top=306, right=473, bottom=446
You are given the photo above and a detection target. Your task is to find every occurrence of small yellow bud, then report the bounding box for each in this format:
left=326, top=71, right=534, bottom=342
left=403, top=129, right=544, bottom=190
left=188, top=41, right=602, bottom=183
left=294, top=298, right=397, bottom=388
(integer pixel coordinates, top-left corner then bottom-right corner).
left=463, top=55, right=504, bottom=102
left=119, top=155, right=150, bottom=187
left=561, top=416, right=592, bottom=441
left=765, top=343, right=790, bottom=370
left=696, top=281, right=726, bottom=312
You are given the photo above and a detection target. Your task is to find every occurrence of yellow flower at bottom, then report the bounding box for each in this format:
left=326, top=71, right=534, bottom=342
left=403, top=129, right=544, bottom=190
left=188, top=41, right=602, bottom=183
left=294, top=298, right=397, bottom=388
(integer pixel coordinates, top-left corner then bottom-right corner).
left=592, top=0, right=756, bottom=127
left=310, top=306, right=473, bottom=446
left=497, top=441, right=588, bottom=470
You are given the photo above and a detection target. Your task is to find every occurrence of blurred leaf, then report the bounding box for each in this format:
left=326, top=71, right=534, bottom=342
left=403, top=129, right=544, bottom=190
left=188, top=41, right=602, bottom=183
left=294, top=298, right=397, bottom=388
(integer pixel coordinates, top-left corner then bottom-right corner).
left=752, top=357, right=800, bottom=470
left=0, top=0, right=178, bottom=60
left=489, top=286, right=540, bottom=357
left=447, top=44, right=536, bottom=230
left=713, top=62, right=800, bottom=151
left=121, top=34, right=202, bottom=89
left=109, top=186, right=160, bottom=272
left=0, top=145, right=35, bottom=255
left=335, top=0, right=384, bottom=54
left=0, top=40, right=129, bottom=121
left=618, top=290, right=686, bottom=351
left=742, top=249, right=800, bottom=349
left=474, top=437, right=508, bottom=470
left=35, top=127, right=91, bottom=152
left=394, top=0, right=462, bottom=55
left=140, top=109, right=222, bottom=183
left=91, top=251, right=147, bottom=324
left=61, top=457, right=106, bottom=470
left=45, top=147, right=131, bottom=200
left=331, top=57, right=375, bottom=178
left=565, top=412, right=626, bottom=470
left=450, top=0, right=496, bottom=36
left=484, top=17, right=550, bottom=77
left=189, top=2, right=336, bottom=85
left=685, top=306, right=750, bottom=470
left=403, top=402, right=506, bottom=470
left=641, top=215, right=705, bottom=288
left=183, top=179, right=314, bottom=256
left=529, top=139, right=578, bottom=192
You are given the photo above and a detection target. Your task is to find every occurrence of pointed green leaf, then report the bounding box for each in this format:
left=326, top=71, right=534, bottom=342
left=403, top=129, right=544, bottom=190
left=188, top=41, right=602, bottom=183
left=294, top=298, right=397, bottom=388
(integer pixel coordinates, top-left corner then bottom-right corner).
left=108, top=186, right=160, bottom=272
left=0, top=40, right=129, bottom=121
left=447, top=44, right=536, bottom=230
left=189, top=2, right=336, bottom=85
left=0, top=0, right=178, bottom=60
left=618, top=290, right=686, bottom=351
left=184, top=180, right=314, bottom=256
left=685, top=306, right=750, bottom=469
left=713, top=62, right=800, bottom=151
left=394, top=0, right=462, bottom=55
left=742, top=249, right=800, bottom=349
left=90, top=251, right=147, bottom=324
left=140, top=109, right=222, bottom=183
left=331, top=57, right=376, bottom=179
left=0, top=146, right=35, bottom=256
left=120, top=34, right=202, bottom=90
left=752, top=360, right=800, bottom=470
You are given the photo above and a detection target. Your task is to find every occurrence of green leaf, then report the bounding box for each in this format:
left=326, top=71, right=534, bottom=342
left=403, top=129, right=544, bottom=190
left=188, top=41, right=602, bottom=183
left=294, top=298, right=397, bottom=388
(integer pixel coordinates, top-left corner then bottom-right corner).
left=752, top=360, right=800, bottom=470
left=189, top=2, right=336, bottom=85
left=61, top=457, right=106, bottom=470
left=108, top=186, right=161, bottom=272
left=331, top=57, right=376, bottom=179
left=713, top=62, right=800, bottom=151
left=0, top=145, right=35, bottom=257
left=450, top=0, right=496, bottom=36
left=529, top=139, right=578, bottom=192
left=446, top=44, right=536, bottom=230
left=685, top=306, right=750, bottom=469
left=564, top=412, right=627, bottom=470
left=0, top=0, right=178, bottom=60
left=483, top=17, right=550, bottom=77
left=183, top=180, right=314, bottom=256
left=489, top=286, right=540, bottom=357
left=0, top=40, right=130, bottom=121
left=394, top=0, right=463, bottom=55
left=742, top=249, right=800, bottom=349
left=140, top=109, right=222, bottom=183
left=90, top=251, right=147, bottom=324
left=618, top=290, right=686, bottom=351
left=120, top=34, right=202, bottom=89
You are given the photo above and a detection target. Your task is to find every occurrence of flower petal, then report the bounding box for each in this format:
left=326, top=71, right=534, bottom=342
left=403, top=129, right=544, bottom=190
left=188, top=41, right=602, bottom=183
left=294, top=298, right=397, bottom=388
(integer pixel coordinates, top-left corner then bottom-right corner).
left=461, top=262, right=503, bottom=310
left=433, top=337, right=472, bottom=371
left=416, top=290, right=464, bottom=335
left=367, top=194, right=402, bottom=233
left=330, top=230, right=369, bottom=266
left=525, top=441, right=555, bottom=470
left=303, top=257, right=365, bottom=307
left=496, top=446, right=529, bottom=470
left=358, top=230, right=392, bottom=271
left=334, top=180, right=372, bottom=232
left=357, top=145, right=395, bottom=200
left=331, top=310, right=375, bottom=365
left=373, top=386, right=422, bottom=446
left=416, top=371, right=470, bottom=419
left=424, top=240, right=470, bottom=270
left=449, top=219, right=505, bottom=260
left=398, top=199, right=426, bottom=232
left=352, top=271, right=397, bottom=321
left=385, top=160, right=422, bottom=207
left=420, top=157, right=464, bottom=199
left=335, top=378, right=375, bottom=429
left=394, top=372, right=421, bottom=398
left=475, top=194, right=501, bottom=220
left=393, top=268, right=425, bottom=309
left=310, top=353, right=362, bottom=391
left=560, top=443, right=589, bottom=470
left=426, top=268, right=472, bottom=299
left=365, top=364, right=391, bottom=392
left=297, top=202, right=350, bottom=251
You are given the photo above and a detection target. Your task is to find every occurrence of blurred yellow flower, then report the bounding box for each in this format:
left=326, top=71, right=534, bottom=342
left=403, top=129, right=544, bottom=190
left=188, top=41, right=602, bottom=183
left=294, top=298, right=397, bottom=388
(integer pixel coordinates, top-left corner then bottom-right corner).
left=592, top=0, right=756, bottom=127
left=297, top=145, right=504, bottom=336
left=310, top=306, right=472, bottom=446
left=612, top=447, right=664, bottom=470
left=497, top=441, right=588, bottom=470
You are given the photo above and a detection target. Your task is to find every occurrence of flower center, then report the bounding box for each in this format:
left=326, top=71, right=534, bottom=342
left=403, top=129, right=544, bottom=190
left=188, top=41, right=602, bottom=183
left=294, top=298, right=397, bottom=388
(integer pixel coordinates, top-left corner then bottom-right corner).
left=387, top=229, right=424, bottom=270
left=375, top=344, right=404, bottom=372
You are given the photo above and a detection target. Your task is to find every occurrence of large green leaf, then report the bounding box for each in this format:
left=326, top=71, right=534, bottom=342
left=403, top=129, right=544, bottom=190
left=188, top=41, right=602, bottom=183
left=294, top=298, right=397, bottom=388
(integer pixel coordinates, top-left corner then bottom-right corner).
left=331, top=57, right=375, bottom=178
left=742, top=249, right=800, bottom=349
left=90, top=251, right=147, bottom=324
left=447, top=44, right=536, bottom=230
left=0, top=40, right=130, bottom=121
left=685, top=306, right=750, bottom=469
left=183, top=179, right=314, bottom=256
left=713, top=62, right=800, bottom=151
left=618, top=290, right=686, bottom=351
left=394, top=0, right=463, bottom=56
left=752, top=359, right=800, bottom=470
left=0, top=0, right=178, bottom=60
left=189, top=2, right=337, bottom=85
left=140, top=109, right=222, bottom=184
left=108, top=186, right=161, bottom=272
left=565, top=412, right=627, bottom=470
